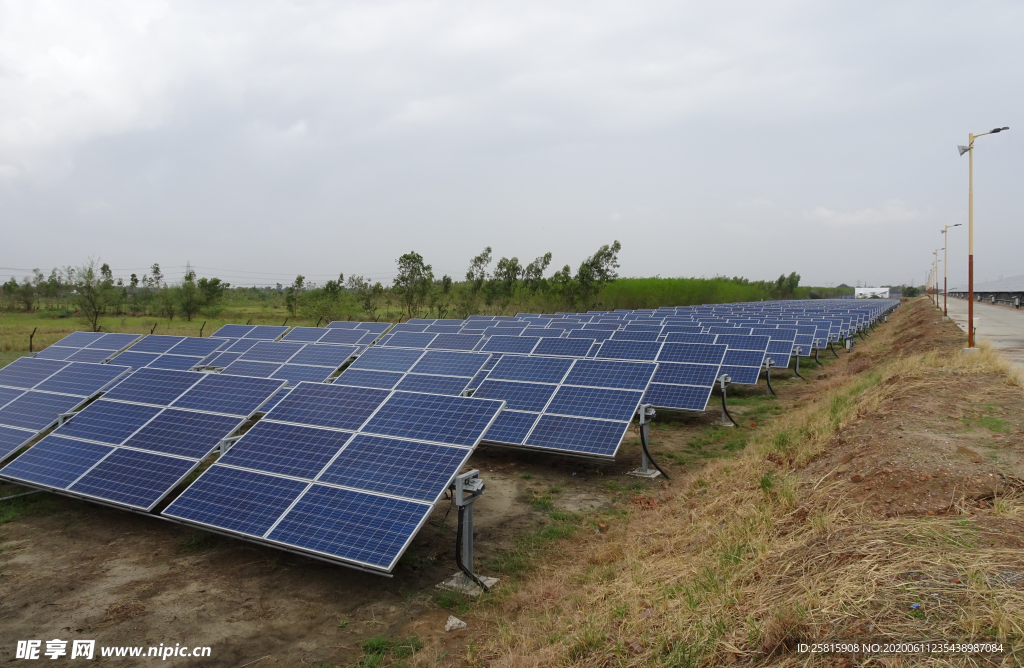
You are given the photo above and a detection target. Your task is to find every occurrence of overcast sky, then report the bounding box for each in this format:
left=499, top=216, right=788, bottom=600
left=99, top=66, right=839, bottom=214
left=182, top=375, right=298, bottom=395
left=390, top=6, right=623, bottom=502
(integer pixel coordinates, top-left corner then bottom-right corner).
left=1, top=1, right=1020, bottom=290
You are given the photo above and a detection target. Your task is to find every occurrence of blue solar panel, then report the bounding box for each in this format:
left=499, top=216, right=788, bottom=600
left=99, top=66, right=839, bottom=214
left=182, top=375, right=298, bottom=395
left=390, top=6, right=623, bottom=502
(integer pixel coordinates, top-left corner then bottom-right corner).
left=0, top=425, right=32, bottom=461
left=723, top=349, right=767, bottom=367
left=220, top=421, right=353, bottom=479
left=170, top=373, right=285, bottom=417
left=424, top=325, right=463, bottom=334
left=482, top=410, right=538, bottom=443
left=664, top=332, right=717, bottom=344
left=52, top=331, right=107, bottom=348
left=270, top=365, right=335, bottom=385
left=642, top=383, right=712, bottom=411
left=0, top=435, right=112, bottom=488
left=212, top=324, right=256, bottom=338
left=657, top=343, right=727, bottom=365
left=349, top=347, right=424, bottom=372
left=393, top=374, right=470, bottom=396
left=382, top=331, right=436, bottom=348
left=243, top=326, right=290, bottom=340
left=119, top=409, right=242, bottom=459
left=408, top=351, right=489, bottom=377
left=32, top=347, right=78, bottom=361
left=532, top=337, right=592, bottom=357
left=282, top=327, right=327, bottom=343
left=546, top=386, right=642, bottom=421
left=103, top=367, right=202, bottom=406
left=266, top=485, right=428, bottom=570
left=266, top=383, right=391, bottom=430
left=488, top=356, right=572, bottom=384
left=651, top=363, right=721, bottom=386
left=241, top=341, right=305, bottom=363
left=561, top=359, right=656, bottom=390
left=166, top=337, right=226, bottom=357
left=129, top=335, right=186, bottom=354
left=715, top=334, right=770, bottom=351
left=318, top=434, right=471, bottom=502
left=473, top=380, right=556, bottom=412
left=317, top=328, right=366, bottom=345
left=113, top=351, right=161, bottom=368
left=221, top=360, right=280, bottom=378
left=611, top=330, right=660, bottom=342
left=356, top=322, right=391, bottom=334
left=201, top=352, right=241, bottom=368
left=363, top=392, right=502, bottom=447
left=163, top=465, right=309, bottom=536
left=479, top=336, right=539, bottom=354
left=224, top=339, right=261, bottom=353
left=59, top=400, right=162, bottom=445
left=148, top=355, right=205, bottom=371
left=0, top=391, right=86, bottom=431
left=0, top=357, right=68, bottom=389
left=69, top=449, right=196, bottom=509
left=287, top=344, right=357, bottom=367
left=334, top=368, right=405, bottom=390
left=466, top=369, right=489, bottom=391
left=33, top=363, right=129, bottom=396
left=87, top=333, right=141, bottom=350
left=526, top=415, right=625, bottom=457
left=258, top=387, right=291, bottom=413
left=567, top=329, right=613, bottom=341
left=326, top=321, right=361, bottom=329
left=427, top=333, right=482, bottom=351
left=66, top=348, right=116, bottom=363
left=596, top=340, right=661, bottom=361
left=720, top=365, right=761, bottom=384
left=0, top=387, right=24, bottom=409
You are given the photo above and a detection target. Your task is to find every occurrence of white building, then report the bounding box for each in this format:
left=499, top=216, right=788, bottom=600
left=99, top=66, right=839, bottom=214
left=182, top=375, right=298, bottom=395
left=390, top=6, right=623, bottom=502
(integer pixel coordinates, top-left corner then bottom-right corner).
left=854, top=287, right=890, bottom=299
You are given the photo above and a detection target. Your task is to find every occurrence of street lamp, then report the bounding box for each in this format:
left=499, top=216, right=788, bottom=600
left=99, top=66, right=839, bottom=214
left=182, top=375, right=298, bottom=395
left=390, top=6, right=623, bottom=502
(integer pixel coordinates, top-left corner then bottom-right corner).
left=959, top=126, right=1009, bottom=347
left=941, top=224, right=961, bottom=316
left=934, top=249, right=943, bottom=308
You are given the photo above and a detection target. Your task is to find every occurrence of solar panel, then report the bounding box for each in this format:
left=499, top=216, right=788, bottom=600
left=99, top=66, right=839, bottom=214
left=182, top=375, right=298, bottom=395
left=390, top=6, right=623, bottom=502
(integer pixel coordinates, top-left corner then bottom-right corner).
left=111, top=351, right=161, bottom=368
left=165, top=337, right=225, bottom=357
left=595, top=339, right=662, bottom=361
left=532, top=337, right=592, bottom=358
left=381, top=331, right=437, bottom=348
left=163, top=384, right=503, bottom=572
left=240, top=341, right=306, bottom=363
left=348, top=347, right=424, bottom=372
left=333, top=368, right=406, bottom=389
left=32, top=362, right=128, bottom=396
left=0, top=367, right=282, bottom=511
left=427, top=333, right=483, bottom=351
left=146, top=354, right=204, bottom=371
left=641, top=343, right=727, bottom=412
left=0, top=424, right=34, bottom=463
left=243, top=326, right=290, bottom=340
left=270, top=365, right=337, bottom=385
left=221, top=360, right=280, bottom=378
left=282, top=326, right=329, bottom=342
left=318, top=328, right=375, bottom=345
left=479, top=336, right=540, bottom=354
left=0, top=358, right=69, bottom=388
left=128, top=335, right=186, bottom=354
left=479, top=356, right=655, bottom=458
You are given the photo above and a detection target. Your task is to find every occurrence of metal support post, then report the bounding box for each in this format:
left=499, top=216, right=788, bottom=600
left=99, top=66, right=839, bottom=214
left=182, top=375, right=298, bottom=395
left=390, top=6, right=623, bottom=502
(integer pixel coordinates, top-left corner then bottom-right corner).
left=718, top=374, right=736, bottom=427
left=438, top=470, right=498, bottom=596
left=792, top=348, right=806, bottom=381
left=629, top=405, right=662, bottom=478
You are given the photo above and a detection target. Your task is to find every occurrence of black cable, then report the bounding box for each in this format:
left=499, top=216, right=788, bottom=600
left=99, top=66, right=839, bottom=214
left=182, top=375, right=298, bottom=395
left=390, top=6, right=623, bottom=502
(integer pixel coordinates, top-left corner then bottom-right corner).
left=792, top=355, right=806, bottom=381
left=765, top=365, right=776, bottom=395
left=456, top=505, right=490, bottom=593
left=719, top=387, right=738, bottom=427
left=829, top=341, right=840, bottom=358
left=639, top=421, right=670, bottom=480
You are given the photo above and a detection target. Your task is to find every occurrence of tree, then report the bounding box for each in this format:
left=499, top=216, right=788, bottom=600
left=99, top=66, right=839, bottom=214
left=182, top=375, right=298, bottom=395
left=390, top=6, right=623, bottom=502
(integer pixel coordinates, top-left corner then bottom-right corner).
left=176, top=265, right=203, bottom=321
left=522, top=252, right=553, bottom=295
left=393, top=252, right=434, bottom=319
left=284, top=275, right=305, bottom=317
left=492, top=256, right=523, bottom=310
left=69, top=259, right=118, bottom=331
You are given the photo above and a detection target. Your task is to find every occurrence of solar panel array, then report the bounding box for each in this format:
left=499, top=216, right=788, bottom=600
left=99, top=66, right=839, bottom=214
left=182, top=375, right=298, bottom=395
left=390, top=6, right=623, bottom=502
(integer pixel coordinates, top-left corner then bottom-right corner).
left=1, top=298, right=896, bottom=574
left=0, top=358, right=132, bottom=463
left=0, top=368, right=285, bottom=511
left=33, top=332, right=141, bottom=363
left=163, top=383, right=504, bottom=572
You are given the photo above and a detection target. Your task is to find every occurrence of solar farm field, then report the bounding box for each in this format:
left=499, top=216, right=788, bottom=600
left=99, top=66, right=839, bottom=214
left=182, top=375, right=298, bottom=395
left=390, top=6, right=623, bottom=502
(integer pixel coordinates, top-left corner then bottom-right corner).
left=1, top=298, right=1023, bottom=666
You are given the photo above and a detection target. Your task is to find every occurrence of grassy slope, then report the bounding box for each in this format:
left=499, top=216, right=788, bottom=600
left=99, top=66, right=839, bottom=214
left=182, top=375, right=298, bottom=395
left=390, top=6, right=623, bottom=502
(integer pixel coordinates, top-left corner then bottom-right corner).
left=419, top=299, right=1023, bottom=667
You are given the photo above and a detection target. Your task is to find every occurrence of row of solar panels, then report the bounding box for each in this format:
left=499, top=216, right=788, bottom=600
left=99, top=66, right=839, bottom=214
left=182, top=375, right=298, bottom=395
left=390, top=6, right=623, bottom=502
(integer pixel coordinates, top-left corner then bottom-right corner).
left=0, top=359, right=504, bottom=573
left=0, top=299, right=897, bottom=574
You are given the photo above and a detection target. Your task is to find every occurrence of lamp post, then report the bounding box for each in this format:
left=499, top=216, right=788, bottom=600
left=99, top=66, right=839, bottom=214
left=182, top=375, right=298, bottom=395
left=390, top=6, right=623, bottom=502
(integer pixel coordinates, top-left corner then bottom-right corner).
left=941, top=224, right=961, bottom=316
left=934, top=249, right=943, bottom=308
left=959, top=127, right=1009, bottom=347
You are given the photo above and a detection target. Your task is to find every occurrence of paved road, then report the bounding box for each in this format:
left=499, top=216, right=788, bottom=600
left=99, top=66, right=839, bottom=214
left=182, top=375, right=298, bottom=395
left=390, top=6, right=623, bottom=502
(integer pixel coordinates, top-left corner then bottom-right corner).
left=942, top=296, right=1024, bottom=372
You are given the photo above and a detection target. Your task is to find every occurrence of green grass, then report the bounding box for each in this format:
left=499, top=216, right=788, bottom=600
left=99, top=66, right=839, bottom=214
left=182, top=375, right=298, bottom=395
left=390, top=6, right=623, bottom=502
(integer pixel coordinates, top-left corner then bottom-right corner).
left=488, top=512, right=582, bottom=579
left=358, top=635, right=424, bottom=667
left=0, top=490, right=59, bottom=525
left=178, top=531, right=217, bottom=551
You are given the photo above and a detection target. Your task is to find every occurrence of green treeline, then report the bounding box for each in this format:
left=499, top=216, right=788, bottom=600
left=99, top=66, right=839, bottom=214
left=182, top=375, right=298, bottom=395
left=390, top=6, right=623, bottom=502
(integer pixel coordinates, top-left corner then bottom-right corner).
left=1, top=243, right=860, bottom=329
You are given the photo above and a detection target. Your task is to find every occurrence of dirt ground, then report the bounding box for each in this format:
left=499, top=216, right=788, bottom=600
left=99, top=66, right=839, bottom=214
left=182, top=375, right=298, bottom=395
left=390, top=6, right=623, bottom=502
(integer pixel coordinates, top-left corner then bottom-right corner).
left=5, top=302, right=1019, bottom=666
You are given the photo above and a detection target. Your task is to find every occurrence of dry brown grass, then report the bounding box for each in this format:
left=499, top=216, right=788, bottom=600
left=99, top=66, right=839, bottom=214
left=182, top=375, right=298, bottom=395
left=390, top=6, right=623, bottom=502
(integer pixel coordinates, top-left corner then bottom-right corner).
left=444, top=300, right=1024, bottom=667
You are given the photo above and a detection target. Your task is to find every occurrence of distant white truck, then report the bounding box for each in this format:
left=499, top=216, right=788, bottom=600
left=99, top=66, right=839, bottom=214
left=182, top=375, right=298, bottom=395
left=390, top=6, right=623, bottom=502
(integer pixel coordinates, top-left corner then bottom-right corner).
left=855, top=287, right=890, bottom=299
